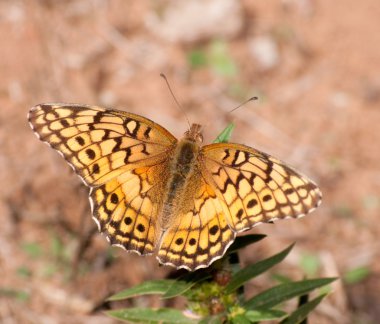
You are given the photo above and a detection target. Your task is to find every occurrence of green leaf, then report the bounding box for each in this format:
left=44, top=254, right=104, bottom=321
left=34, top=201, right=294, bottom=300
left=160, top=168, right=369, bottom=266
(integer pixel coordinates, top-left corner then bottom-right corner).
left=41, top=263, right=58, bottom=278
left=188, top=50, right=208, bottom=68
left=245, top=309, right=287, bottom=321
left=0, top=288, right=30, bottom=302
left=50, top=234, right=65, bottom=259
left=106, top=307, right=199, bottom=324
left=107, top=280, right=176, bottom=301
left=280, top=294, right=327, bottom=324
left=271, top=273, right=293, bottom=284
left=21, top=242, right=43, bottom=258
left=227, top=234, right=266, bottom=254
left=209, top=40, right=238, bottom=77
left=16, top=266, right=32, bottom=278
left=225, top=244, right=294, bottom=294
left=231, top=314, right=251, bottom=324
left=199, top=315, right=224, bottom=324
left=213, top=123, right=235, bottom=143
left=343, top=266, right=370, bottom=284
left=299, top=253, right=320, bottom=277
left=244, top=277, right=337, bottom=310
left=162, top=280, right=197, bottom=299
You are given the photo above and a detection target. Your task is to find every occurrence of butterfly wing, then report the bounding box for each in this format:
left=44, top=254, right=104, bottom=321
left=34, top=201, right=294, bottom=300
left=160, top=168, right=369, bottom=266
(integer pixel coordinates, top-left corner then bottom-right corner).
left=28, top=103, right=177, bottom=254
left=90, top=162, right=172, bottom=255
left=157, top=166, right=235, bottom=271
left=200, top=143, right=322, bottom=232
left=28, top=103, right=177, bottom=186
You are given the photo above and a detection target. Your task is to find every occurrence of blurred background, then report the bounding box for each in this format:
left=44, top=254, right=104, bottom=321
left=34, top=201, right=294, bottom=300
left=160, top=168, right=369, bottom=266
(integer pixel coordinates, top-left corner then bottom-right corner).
left=1, top=1, right=380, bottom=323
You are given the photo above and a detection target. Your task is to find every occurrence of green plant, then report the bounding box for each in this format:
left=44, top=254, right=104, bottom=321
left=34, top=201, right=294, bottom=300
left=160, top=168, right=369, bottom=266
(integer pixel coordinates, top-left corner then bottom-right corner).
left=104, top=124, right=335, bottom=323
left=106, top=235, right=334, bottom=323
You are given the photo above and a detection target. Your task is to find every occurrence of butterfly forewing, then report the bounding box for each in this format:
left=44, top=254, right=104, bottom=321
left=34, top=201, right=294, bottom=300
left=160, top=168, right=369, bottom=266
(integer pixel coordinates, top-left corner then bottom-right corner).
left=28, top=104, right=177, bottom=186
left=200, top=143, right=322, bottom=232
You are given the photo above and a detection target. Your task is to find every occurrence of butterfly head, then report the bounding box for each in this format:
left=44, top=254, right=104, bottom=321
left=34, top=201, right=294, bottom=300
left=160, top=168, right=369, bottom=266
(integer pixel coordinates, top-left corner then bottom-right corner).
left=184, top=123, right=203, bottom=144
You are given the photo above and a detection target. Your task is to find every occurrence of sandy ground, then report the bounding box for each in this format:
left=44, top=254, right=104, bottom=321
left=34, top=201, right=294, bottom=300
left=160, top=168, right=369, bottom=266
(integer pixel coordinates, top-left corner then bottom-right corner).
left=1, top=1, right=380, bottom=323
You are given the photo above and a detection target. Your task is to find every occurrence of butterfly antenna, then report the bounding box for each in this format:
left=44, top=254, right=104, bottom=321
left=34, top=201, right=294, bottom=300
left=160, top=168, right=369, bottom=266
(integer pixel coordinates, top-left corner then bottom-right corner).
left=228, top=96, right=258, bottom=114
left=160, top=73, right=191, bottom=129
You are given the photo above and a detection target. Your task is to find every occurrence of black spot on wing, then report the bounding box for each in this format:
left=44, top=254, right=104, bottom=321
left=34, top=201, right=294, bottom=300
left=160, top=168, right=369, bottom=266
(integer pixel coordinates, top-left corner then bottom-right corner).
left=263, top=194, right=272, bottom=202
left=102, top=129, right=111, bottom=140
left=222, top=149, right=230, bottom=161
left=76, top=136, right=85, bottom=146
left=285, top=188, right=295, bottom=195
left=209, top=225, right=219, bottom=235
left=86, top=148, right=96, bottom=160
left=247, top=199, right=257, bottom=208
left=175, top=238, right=184, bottom=245
left=124, top=217, right=132, bottom=225
left=144, top=127, right=152, bottom=139
left=137, top=224, right=145, bottom=232
left=92, top=163, right=100, bottom=174
left=60, top=119, right=69, bottom=127
left=93, top=111, right=102, bottom=124
left=264, top=160, right=274, bottom=183
left=189, top=238, right=196, bottom=246
left=112, top=137, right=122, bottom=153
left=236, top=208, right=244, bottom=219
left=110, top=193, right=119, bottom=204
left=124, top=147, right=132, bottom=163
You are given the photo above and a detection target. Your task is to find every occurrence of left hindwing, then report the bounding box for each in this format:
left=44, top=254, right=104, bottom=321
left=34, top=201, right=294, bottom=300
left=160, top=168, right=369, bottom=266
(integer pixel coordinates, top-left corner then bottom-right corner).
left=200, top=143, right=322, bottom=232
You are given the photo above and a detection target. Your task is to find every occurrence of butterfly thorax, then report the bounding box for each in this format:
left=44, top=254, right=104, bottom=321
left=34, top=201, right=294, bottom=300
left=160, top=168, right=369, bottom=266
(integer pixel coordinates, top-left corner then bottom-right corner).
left=160, top=124, right=203, bottom=230
left=184, top=123, right=203, bottom=144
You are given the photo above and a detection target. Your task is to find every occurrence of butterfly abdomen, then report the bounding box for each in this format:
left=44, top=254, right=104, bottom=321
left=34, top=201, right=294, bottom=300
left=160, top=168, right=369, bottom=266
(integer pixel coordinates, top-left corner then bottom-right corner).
left=161, top=139, right=200, bottom=229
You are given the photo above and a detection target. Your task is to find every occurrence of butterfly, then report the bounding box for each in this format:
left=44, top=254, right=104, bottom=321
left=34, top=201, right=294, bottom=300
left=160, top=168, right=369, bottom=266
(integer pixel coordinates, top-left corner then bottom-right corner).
left=28, top=103, right=322, bottom=271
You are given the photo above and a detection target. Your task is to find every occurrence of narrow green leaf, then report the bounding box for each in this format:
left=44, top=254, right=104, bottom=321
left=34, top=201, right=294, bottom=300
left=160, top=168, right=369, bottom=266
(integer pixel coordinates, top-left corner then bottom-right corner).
left=188, top=50, right=208, bottom=68
left=299, top=253, right=320, bottom=277
left=16, top=266, right=32, bottom=278
left=244, top=278, right=337, bottom=310
left=209, top=40, right=238, bottom=77
left=21, top=242, right=43, bottom=258
left=107, top=280, right=176, bottom=301
left=245, top=309, right=287, bottom=321
left=106, top=307, right=198, bottom=324
left=343, top=266, right=370, bottom=284
left=0, top=288, right=30, bottom=302
left=225, top=244, right=294, bottom=294
left=227, top=234, right=266, bottom=254
left=199, top=315, right=224, bottom=324
left=213, top=123, right=235, bottom=143
left=162, top=280, right=197, bottom=299
left=271, top=273, right=293, bottom=284
left=280, top=294, right=327, bottom=324
left=231, top=314, right=251, bottom=324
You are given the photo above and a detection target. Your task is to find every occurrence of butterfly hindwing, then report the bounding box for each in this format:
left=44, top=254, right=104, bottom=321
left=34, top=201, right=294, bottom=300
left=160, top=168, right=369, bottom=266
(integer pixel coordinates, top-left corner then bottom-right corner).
left=157, top=167, right=235, bottom=271
left=28, top=103, right=177, bottom=186
left=201, top=143, right=322, bottom=232
left=90, top=161, right=172, bottom=255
